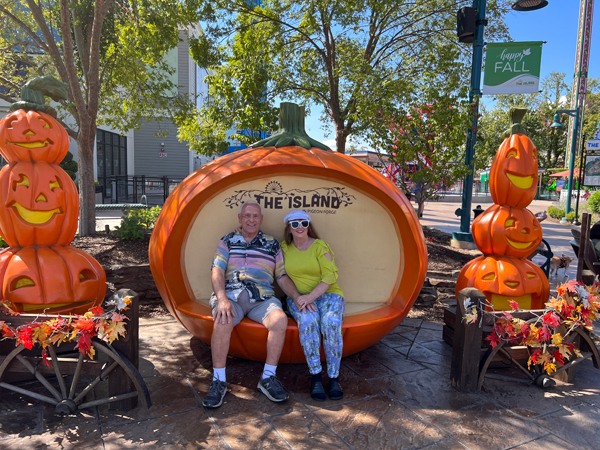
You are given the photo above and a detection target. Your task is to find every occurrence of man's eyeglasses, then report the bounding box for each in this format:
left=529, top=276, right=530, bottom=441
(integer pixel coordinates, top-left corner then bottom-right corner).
left=290, top=220, right=310, bottom=229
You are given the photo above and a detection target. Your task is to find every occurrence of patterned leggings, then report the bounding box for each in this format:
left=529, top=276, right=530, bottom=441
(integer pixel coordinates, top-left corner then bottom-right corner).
left=287, top=293, right=345, bottom=378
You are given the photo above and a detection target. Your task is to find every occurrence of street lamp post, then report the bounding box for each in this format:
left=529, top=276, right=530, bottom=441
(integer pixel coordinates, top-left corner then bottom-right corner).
left=452, top=0, right=487, bottom=248
left=452, top=0, right=548, bottom=248
left=550, top=108, right=580, bottom=222
left=573, top=133, right=586, bottom=226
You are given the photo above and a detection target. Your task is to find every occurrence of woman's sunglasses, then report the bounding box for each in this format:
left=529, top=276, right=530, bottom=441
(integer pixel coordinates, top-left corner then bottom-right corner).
left=290, top=220, right=310, bottom=229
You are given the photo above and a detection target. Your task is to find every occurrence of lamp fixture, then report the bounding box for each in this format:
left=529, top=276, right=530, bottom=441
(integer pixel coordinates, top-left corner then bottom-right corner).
left=512, top=0, right=549, bottom=11
left=550, top=113, right=564, bottom=128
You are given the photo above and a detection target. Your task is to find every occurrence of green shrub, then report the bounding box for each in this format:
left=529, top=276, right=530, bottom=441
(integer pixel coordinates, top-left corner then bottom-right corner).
left=547, top=206, right=566, bottom=219
left=136, top=205, right=162, bottom=229
left=114, top=215, right=145, bottom=240
left=0, top=235, right=7, bottom=248
left=114, top=206, right=162, bottom=240
left=587, top=190, right=600, bottom=215
left=566, top=211, right=579, bottom=223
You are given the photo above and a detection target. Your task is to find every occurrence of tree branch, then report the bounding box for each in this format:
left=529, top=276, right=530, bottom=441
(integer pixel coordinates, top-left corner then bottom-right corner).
left=86, top=0, right=114, bottom=115
left=59, top=0, right=87, bottom=124
left=25, top=0, right=69, bottom=84
left=71, top=8, right=90, bottom=89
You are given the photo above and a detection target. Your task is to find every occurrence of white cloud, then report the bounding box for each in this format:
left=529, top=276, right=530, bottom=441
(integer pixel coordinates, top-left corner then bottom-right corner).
left=559, top=95, right=568, bottom=107
left=321, top=139, right=336, bottom=149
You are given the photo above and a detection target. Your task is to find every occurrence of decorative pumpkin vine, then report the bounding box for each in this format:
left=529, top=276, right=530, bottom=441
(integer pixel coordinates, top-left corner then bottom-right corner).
left=463, top=280, right=600, bottom=376
left=0, top=76, right=106, bottom=315
left=456, top=108, right=550, bottom=310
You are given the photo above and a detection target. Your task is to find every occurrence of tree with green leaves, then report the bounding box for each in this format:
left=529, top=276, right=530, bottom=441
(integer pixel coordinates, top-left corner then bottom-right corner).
left=0, top=0, right=203, bottom=235
left=193, top=0, right=512, bottom=154
left=475, top=72, right=600, bottom=191
left=181, top=12, right=280, bottom=155
left=366, top=83, right=471, bottom=217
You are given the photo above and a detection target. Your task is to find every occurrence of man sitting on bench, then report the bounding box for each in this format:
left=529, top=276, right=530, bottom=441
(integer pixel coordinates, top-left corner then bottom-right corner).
left=203, top=201, right=301, bottom=408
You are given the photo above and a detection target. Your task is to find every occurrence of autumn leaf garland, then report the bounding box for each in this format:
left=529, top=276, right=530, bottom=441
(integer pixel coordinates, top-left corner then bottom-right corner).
left=463, top=280, right=600, bottom=376
left=0, top=295, right=132, bottom=364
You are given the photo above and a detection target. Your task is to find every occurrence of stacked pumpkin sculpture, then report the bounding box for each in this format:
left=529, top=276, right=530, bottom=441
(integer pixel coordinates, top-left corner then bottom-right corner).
left=0, top=76, right=106, bottom=315
left=456, top=108, right=550, bottom=310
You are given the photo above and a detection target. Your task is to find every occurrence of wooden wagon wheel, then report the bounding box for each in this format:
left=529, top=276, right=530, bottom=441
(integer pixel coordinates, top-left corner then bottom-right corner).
left=0, top=338, right=151, bottom=414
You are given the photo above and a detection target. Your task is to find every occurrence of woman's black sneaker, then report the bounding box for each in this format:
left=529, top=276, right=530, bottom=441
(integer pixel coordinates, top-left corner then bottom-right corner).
left=328, top=378, right=343, bottom=400
left=310, top=373, right=326, bottom=401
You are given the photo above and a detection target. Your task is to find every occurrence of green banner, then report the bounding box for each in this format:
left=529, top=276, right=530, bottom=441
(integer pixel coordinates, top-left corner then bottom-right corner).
left=483, top=42, right=543, bottom=95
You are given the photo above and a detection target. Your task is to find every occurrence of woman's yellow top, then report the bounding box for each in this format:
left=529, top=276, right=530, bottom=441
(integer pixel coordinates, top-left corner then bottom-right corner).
left=281, top=239, right=344, bottom=297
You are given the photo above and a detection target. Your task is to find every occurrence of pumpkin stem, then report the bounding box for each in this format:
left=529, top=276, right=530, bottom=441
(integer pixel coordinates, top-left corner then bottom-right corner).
left=9, top=75, right=69, bottom=118
left=503, top=107, right=528, bottom=138
left=249, top=102, right=331, bottom=151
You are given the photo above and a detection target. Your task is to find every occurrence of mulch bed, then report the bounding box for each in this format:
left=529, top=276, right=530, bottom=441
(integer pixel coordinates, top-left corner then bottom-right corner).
left=71, top=227, right=479, bottom=321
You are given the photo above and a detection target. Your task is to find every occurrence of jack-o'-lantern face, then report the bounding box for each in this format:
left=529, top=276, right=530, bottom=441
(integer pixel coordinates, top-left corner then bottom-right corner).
left=0, top=162, right=78, bottom=247
left=0, top=246, right=106, bottom=315
left=490, top=133, right=539, bottom=208
left=456, top=256, right=549, bottom=310
left=0, top=110, right=69, bottom=164
left=472, top=205, right=543, bottom=258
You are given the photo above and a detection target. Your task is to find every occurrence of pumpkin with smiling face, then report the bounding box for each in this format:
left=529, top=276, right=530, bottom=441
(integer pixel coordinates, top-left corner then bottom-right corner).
left=0, top=109, right=69, bottom=164
left=489, top=137, right=538, bottom=208
left=472, top=205, right=542, bottom=258
left=0, top=162, right=78, bottom=247
left=0, top=245, right=107, bottom=315
left=455, top=255, right=549, bottom=310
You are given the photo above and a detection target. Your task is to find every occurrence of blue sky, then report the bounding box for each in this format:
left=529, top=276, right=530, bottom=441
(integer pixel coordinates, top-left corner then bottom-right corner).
left=307, top=1, right=600, bottom=150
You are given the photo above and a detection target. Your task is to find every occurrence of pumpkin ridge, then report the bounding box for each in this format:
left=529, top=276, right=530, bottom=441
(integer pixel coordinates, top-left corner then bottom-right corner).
left=306, top=147, right=329, bottom=169
left=247, top=146, right=280, bottom=167
left=31, top=246, right=47, bottom=305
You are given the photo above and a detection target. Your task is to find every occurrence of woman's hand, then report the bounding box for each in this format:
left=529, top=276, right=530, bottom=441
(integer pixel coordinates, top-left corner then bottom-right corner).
left=295, top=295, right=316, bottom=314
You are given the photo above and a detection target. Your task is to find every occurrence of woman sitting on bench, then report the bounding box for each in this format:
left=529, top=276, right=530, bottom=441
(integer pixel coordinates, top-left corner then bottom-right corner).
left=281, top=211, right=345, bottom=402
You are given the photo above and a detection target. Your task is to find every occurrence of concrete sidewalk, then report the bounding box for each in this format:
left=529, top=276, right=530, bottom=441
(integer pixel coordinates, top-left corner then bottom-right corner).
left=419, top=200, right=580, bottom=284
left=1, top=200, right=597, bottom=449
left=0, top=316, right=597, bottom=449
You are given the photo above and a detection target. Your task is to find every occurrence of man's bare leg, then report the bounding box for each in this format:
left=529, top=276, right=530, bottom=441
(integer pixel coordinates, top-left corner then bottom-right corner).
left=262, top=309, right=288, bottom=366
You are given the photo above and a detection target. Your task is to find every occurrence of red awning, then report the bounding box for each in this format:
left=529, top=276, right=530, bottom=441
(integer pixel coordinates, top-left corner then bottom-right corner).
left=549, top=169, right=580, bottom=177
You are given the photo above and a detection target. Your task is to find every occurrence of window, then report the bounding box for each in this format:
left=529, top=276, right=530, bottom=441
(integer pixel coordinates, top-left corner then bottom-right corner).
left=97, top=130, right=127, bottom=200
left=96, top=130, right=127, bottom=179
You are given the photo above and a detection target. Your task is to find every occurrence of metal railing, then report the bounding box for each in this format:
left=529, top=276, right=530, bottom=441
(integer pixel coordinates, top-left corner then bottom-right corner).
left=97, top=176, right=185, bottom=206
left=436, top=180, right=560, bottom=201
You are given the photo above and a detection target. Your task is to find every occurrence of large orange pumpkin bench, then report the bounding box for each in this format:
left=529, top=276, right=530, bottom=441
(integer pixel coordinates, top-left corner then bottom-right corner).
left=149, top=103, right=428, bottom=363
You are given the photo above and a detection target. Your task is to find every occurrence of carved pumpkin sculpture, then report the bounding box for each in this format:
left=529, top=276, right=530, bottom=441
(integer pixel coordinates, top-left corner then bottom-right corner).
left=0, top=162, right=78, bottom=247
left=489, top=109, right=539, bottom=208
left=455, top=256, right=549, bottom=310
left=0, top=110, right=69, bottom=164
left=150, top=102, right=428, bottom=362
left=472, top=205, right=542, bottom=258
left=0, top=75, right=106, bottom=314
left=457, top=108, right=550, bottom=310
left=0, top=246, right=106, bottom=314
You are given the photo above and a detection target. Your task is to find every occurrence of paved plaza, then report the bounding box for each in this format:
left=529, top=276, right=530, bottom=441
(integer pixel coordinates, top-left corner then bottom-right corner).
left=1, top=316, right=599, bottom=449
left=1, top=200, right=598, bottom=449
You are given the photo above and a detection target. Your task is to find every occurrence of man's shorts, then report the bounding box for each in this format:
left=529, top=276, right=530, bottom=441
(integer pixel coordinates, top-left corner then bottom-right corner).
left=209, top=289, right=283, bottom=327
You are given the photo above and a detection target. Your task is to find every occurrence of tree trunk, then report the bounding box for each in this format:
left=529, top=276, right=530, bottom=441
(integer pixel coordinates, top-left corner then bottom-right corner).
left=335, top=125, right=346, bottom=153
left=77, top=123, right=96, bottom=236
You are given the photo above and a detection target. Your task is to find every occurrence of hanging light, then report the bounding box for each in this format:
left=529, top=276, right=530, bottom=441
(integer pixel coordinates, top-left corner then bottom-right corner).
left=512, top=0, right=549, bottom=11
left=550, top=113, right=564, bottom=128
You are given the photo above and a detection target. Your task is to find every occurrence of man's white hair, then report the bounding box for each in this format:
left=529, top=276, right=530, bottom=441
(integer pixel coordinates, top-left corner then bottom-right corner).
left=239, top=200, right=263, bottom=215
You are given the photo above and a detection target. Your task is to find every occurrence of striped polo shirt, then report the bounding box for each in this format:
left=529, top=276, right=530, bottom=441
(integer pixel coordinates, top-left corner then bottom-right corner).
left=211, top=230, right=286, bottom=302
